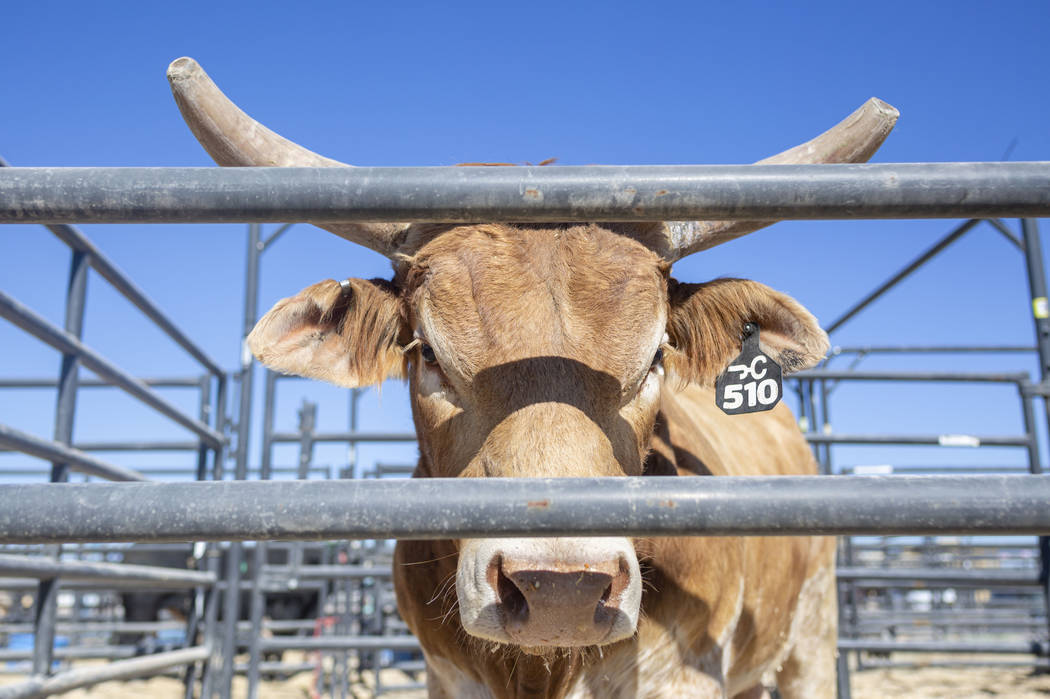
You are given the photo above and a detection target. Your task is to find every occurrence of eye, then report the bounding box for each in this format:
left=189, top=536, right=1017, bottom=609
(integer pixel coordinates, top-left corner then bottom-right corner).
left=420, top=343, right=437, bottom=364
left=650, top=348, right=664, bottom=371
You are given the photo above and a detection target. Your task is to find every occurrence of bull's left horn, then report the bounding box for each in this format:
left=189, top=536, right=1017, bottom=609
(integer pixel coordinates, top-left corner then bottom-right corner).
left=664, top=97, right=899, bottom=261
left=167, top=57, right=406, bottom=258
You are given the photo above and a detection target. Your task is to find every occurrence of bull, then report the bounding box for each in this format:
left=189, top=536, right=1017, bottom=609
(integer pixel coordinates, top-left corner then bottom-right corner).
left=167, top=57, right=896, bottom=698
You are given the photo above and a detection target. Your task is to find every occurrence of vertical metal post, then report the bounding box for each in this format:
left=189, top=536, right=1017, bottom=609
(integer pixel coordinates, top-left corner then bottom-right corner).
left=32, top=248, right=88, bottom=677
left=219, top=223, right=262, bottom=698
left=183, top=375, right=215, bottom=698
left=246, top=370, right=277, bottom=699
left=818, top=379, right=833, bottom=474
left=1019, top=217, right=1050, bottom=657
left=201, top=374, right=227, bottom=697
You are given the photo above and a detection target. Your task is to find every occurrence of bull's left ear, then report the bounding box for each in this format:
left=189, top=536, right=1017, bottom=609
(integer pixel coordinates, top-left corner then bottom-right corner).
left=247, top=278, right=405, bottom=388
left=666, top=278, right=829, bottom=385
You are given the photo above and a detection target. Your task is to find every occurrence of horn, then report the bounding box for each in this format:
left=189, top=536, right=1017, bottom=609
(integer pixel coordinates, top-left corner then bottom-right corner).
left=664, top=97, right=899, bottom=261
left=166, top=57, right=406, bottom=258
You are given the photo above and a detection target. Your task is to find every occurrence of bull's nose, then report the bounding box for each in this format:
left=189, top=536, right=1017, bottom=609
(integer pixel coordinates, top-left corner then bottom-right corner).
left=488, top=553, right=631, bottom=647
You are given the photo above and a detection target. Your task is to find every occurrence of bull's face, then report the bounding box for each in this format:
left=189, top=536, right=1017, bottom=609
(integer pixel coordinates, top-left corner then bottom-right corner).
left=247, top=221, right=829, bottom=651
left=167, top=56, right=893, bottom=655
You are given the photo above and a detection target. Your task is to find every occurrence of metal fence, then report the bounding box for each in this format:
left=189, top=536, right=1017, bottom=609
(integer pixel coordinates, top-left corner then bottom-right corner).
left=0, top=163, right=1048, bottom=699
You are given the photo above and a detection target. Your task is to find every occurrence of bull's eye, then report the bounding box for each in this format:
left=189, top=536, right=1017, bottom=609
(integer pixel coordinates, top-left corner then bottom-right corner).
left=420, top=343, right=437, bottom=364
left=650, top=348, right=664, bottom=370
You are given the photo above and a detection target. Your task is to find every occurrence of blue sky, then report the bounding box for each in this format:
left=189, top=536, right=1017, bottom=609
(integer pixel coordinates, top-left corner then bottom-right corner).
left=1, top=1, right=1048, bottom=481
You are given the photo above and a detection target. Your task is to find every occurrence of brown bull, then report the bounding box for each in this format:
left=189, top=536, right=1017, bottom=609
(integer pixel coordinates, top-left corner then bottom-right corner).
left=168, top=57, right=897, bottom=698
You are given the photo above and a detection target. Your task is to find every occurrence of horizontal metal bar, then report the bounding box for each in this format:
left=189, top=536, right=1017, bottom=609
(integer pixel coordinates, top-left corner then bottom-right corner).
left=829, top=345, right=1036, bottom=355
left=0, top=621, right=185, bottom=634
left=0, top=475, right=1048, bottom=544
left=0, top=646, right=138, bottom=663
left=0, top=290, right=224, bottom=450
left=269, top=431, right=416, bottom=443
left=838, top=639, right=1049, bottom=655
left=0, top=553, right=215, bottom=586
left=257, top=636, right=421, bottom=652
left=855, top=660, right=1050, bottom=671
left=804, top=433, right=1030, bottom=447
left=0, top=376, right=207, bottom=389
left=1, top=163, right=1049, bottom=224
left=839, top=464, right=1031, bottom=475
left=0, top=646, right=209, bottom=699
left=260, top=564, right=393, bottom=581
left=0, top=440, right=201, bottom=454
left=792, top=370, right=1030, bottom=383
left=836, top=567, right=1041, bottom=586
left=0, top=422, right=147, bottom=482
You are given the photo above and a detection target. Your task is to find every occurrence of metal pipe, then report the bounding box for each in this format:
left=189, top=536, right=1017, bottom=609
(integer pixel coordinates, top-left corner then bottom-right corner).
left=0, top=646, right=210, bottom=699
left=0, top=646, right=138, bottom=662
left=2, top=164, right=1049, bottom=224
left=0, top=553, right=216, bottom=586
left=1019, top=217, right=1050, bottom=658
left=0, top=290, right=224, bottom=449
left=0, top=422, right=147, bottom=482
left=825, top=219, right=982, bottom=334
left=221, top=223, right=261, bottom=699
left=804, top=433, right=1029, bottom=446
left=836, top=567, right=1040, bottom=586
left=1, top=475, right=1049, bottom=544
left=268, top=431, right=416, bottom=443
left=0, top=440, right=203, bottom=453
left=792, top=370, right=1029, bottom=383
left=0, top=376, right=210, bottom=388
left=259, top=222, right=294, bottom=252
left=985, top=218, right=1025, bottom=250
left=32, top=246, right=89, bottom=677
left=837, top=639, right=1049, bottom=655
left=828, top=345, right=1036, bottom=355
left=257, top=637, right=421, bottom=652
left=259, top=564, right=393, bottom=581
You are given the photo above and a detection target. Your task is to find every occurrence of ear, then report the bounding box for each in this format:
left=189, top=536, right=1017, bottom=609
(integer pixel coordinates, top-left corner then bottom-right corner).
left=247, top=278, right=406, bottom=388
left=666, top=278, right=829, bottom=385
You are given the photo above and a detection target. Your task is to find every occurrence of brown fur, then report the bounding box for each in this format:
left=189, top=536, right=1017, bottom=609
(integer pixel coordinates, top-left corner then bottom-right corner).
left=250, top=222, right=836, bottom=698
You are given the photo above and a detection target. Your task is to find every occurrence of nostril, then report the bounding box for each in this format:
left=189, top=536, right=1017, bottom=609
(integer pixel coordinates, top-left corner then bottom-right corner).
left=600, top=582, right=613, bottom=606
left=496, top=562, right=529, bottom=623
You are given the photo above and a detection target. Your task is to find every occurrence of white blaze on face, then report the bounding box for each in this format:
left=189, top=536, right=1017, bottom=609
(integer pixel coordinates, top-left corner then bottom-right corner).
left=457, top=537, right=642, bottom=649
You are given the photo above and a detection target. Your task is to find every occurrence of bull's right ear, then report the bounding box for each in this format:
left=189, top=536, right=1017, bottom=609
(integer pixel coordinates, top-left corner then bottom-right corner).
left=247, top=278, right=405, bottom=388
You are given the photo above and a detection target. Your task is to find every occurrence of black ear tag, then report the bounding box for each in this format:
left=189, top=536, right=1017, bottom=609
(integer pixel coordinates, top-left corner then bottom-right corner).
left=715, top=323, right=782, bottom=415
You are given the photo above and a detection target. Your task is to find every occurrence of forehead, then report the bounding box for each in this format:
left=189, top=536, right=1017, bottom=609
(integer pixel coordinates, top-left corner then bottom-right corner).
left=404, top=224, right=668, bottom=375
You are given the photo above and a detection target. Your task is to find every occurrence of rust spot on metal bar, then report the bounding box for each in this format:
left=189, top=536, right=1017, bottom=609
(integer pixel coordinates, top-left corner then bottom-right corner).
left=527, top=500, right=550, bottom=509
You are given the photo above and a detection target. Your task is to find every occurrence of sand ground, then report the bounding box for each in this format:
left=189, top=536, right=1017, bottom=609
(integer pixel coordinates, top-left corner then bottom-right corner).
left=3, top=656, right=1049, bottom=697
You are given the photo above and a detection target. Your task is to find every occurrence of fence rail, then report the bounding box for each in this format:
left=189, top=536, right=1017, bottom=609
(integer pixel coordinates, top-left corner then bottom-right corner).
left=0, top=475, right=1048, bottom=544
left=1, top=163, right=1049, bottom=224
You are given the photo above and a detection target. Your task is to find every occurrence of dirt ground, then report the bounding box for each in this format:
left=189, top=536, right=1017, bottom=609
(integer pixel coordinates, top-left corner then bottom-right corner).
left=3, top=658, right=1049, bottom=697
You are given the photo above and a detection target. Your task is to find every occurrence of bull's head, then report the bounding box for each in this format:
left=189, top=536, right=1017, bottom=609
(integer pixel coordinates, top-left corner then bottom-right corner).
left=168, top=58, right=896, bottom=652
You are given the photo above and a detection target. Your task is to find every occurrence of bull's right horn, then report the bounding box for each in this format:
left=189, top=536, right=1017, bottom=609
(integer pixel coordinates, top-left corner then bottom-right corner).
left=167, top=57, right=407, bottom=258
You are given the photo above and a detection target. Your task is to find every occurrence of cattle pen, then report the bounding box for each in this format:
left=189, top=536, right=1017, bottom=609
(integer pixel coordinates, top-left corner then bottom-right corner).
left=0, top=160, right=1048, bottom=698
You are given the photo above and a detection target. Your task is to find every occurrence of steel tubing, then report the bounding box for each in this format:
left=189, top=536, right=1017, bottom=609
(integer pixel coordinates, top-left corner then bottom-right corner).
left=0, top=290, right=224, bottom=450
left=0, top=422, right=147, bottom=482
left=836, top=567, right=1041, bottom=586
left=257, top=636, right=421, bottom=652
left=1, top=163, right=1049, bottom=224
left=792, top=370, right=1030, bottom=383
left=0, top=475, right=1048, bottom=544
left=0, top=646, right=210, bottom=699
left=0, top=553, right=216, bottom=586
left=838, top=639, right=1050, bottom=655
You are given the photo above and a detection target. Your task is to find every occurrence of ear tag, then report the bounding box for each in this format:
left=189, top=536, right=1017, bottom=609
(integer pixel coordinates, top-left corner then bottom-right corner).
left=715, top=323, right=782, bottom=415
